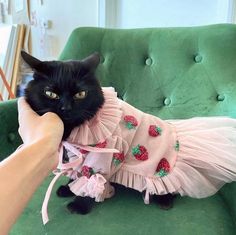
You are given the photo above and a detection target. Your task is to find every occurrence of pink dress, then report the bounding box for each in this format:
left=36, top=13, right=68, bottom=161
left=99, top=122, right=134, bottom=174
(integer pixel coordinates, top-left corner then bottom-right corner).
left=42, top=87, right=236, bottom=224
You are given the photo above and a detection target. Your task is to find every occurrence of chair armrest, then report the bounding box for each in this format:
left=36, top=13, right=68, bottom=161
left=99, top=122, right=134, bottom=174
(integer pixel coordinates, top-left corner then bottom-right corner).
left=0, top=99, right=22, bottom=161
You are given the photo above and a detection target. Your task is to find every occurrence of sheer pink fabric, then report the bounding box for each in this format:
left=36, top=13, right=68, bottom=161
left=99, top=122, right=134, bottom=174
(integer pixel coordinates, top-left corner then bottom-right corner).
left=166, top=117, right=236, bottom=198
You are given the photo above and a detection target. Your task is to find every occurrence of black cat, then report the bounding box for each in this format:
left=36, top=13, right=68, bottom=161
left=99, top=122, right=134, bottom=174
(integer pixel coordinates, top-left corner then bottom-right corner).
left=22, top=51, right=104, bottom=140
left=21, top=51, right=175, bottom=214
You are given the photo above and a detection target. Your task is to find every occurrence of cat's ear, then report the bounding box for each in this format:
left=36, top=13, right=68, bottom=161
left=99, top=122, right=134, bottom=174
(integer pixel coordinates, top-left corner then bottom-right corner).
left=21, top=50, right=43, bottom=71
left=81, top=52, right=100, bottom=72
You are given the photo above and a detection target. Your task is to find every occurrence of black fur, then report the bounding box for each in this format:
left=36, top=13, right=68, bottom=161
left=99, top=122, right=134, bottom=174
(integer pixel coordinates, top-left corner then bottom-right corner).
left=153, top=193, right=176, bottom=210
left=67, top=196, right=95, bottom=214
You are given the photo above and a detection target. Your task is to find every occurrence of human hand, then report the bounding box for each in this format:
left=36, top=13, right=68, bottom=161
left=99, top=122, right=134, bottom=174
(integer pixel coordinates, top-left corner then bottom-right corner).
left=18, top=97, right=64, bottom=153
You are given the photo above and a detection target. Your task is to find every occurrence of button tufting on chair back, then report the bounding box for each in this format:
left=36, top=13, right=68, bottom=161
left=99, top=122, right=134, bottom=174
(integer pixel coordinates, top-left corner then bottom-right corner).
left=59, top=24, right=236, bottom=119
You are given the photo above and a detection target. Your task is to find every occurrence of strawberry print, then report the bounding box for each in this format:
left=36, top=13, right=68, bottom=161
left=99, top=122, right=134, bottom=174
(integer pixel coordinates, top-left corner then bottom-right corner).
left=132, top=144, right=148, bottom=161
left=149, top=125, right=162, bottom=137
left=95, top=141, right=107, bottom=148
left=79, top=149, right=89, bottom=154
left=113, top=152, right=125, bottom=166
left=155, top=158, right=170, bottom=177
left=81, top=141, right=107, bottom=154
left=124, top=115, right=138, bottom=129
left=81, top=165, right=94, bottom=178
left=89, top=141, right=107, bottom=148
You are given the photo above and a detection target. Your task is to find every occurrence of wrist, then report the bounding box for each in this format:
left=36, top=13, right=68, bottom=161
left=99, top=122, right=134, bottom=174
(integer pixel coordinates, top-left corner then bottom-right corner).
left=21, top=138, right=60, bottom=172
left=24, top=136, right=60, bottom=156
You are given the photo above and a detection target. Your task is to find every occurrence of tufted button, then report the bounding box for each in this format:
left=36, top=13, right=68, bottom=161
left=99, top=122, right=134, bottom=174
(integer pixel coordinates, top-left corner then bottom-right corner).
left=194, top=54, right=203, bottom=63
left=8, top=133, right=16, bottom=143
left=217, top=94, right=225, bottom=101
left=145, top=57, right=153, bottom=66
left=164, top=97, right=171, bottom=106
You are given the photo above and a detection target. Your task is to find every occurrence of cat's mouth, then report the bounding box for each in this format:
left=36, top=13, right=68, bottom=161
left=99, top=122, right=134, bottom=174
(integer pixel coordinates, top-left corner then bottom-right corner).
left=62, top=117, right=74, bottom=122
left=59, top=113, right=80, bottom=124
left=60, top=114, right=74, bottom=121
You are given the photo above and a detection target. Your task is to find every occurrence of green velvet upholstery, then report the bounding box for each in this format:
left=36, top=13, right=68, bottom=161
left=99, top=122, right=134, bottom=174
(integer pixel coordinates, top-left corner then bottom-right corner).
left=1, top=24, right=236, bottom=234
left=0, top=99, right=22, bottom=160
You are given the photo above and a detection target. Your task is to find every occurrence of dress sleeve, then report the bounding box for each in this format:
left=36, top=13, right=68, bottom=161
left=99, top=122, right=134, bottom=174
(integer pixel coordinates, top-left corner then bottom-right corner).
left=69, top=173, right=115, bottom=202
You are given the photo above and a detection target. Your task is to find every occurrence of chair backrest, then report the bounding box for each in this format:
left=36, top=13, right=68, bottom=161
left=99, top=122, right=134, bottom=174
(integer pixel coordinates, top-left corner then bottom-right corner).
left=59, top=24, right=236, bottom=120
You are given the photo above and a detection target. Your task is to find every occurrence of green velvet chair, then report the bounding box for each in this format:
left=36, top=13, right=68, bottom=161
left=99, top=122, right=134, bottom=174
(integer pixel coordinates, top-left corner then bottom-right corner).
left=1, top=24, right=236, bottom=235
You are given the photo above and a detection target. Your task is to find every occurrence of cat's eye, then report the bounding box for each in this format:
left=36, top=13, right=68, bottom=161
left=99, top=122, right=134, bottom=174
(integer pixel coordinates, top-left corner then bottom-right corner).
left=45, top=90, right=59, bottom=99
left=74, top=91, right=87, bottom=99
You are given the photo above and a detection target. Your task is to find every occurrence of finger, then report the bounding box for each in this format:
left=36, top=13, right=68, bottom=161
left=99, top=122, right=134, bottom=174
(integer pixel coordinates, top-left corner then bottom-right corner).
left=42, top=112, right=64, bottom=131
left=18, top=97, right=33, bottom=112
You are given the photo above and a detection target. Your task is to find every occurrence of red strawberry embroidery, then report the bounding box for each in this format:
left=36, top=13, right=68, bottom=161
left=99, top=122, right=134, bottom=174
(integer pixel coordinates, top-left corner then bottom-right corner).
left=149, top=125, right=162, bottom=137
left=155, top=158, right=170, bottom=177
left=113, top=152, right=125, bottom=166
left=95, top=141, right=107, bottom=148
left=81, top=165, right=94, bottom=178
left=132, top=144, right=148, bottom=161
left=79, top=149, right=89, bottom=154
left=80, top=141, right=107, bottom=154
left=124, top=115, right=138, bottom=129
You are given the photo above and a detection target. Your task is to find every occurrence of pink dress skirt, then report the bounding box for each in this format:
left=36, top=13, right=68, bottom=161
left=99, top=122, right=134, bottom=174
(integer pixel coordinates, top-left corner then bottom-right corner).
left=167, top=117, right=236, bottom=198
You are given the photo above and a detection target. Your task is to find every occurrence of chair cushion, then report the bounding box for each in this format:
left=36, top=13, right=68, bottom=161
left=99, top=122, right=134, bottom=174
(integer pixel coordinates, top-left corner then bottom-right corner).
left=11, top=175, right=235, bottom=235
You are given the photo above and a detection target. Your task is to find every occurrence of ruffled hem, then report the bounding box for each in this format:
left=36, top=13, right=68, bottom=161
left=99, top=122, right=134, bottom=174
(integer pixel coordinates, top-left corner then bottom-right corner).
left=111, top=117, right=236, bottom=202
left=110, top=168, right=182, bottom=204
left=68, top=87, right=122, bottom=145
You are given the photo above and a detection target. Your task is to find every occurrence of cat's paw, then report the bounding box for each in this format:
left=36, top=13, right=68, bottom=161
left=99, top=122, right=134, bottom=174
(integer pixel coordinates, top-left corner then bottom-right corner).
left=56, top=185, right=74, bottom=197
left=154, top=193, right=176, bottom=210
left=67, top=197, right=94, bottom=215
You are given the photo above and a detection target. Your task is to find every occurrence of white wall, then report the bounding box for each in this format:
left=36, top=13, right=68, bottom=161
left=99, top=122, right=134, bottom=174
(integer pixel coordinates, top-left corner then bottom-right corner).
left=30, top=0, right=99, bottom=59
left=114, top=0, right=234, bottom=28
left=1, top=0, right=235, bottom=59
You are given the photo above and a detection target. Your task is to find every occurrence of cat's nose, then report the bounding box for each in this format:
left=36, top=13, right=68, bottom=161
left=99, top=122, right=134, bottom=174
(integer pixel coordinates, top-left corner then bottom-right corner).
left=61, top=104, right=72, bottom=111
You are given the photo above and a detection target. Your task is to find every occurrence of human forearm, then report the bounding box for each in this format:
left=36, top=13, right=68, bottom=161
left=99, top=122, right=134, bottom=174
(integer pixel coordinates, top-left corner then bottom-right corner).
left=0, top=98, right=64, bottom=234
left=0, top=138, right=58, bottom=234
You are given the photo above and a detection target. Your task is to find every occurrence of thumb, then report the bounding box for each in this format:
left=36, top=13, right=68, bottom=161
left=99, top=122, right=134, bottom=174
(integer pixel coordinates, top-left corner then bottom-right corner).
left=18, top=97, right=38, bottom=124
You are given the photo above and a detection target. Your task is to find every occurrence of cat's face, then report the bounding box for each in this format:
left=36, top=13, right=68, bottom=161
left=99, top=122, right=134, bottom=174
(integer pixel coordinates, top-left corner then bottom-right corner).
left=21, top=51, right=104, bottom=139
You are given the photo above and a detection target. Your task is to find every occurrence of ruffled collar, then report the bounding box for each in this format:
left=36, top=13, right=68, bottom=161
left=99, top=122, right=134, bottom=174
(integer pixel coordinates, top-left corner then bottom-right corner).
left=67, top=87, right=122, bottom=145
